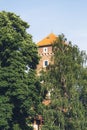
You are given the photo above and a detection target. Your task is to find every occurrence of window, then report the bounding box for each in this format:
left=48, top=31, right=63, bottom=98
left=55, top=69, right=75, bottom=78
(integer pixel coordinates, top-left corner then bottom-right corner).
left=43, top=60, right=49, bottom=67
left=43, top=47, right=48, bottom=53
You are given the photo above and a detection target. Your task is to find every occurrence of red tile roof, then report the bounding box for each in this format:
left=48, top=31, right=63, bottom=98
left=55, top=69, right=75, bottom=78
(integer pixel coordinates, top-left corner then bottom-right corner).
left=37, top=33, right=57, bottom=47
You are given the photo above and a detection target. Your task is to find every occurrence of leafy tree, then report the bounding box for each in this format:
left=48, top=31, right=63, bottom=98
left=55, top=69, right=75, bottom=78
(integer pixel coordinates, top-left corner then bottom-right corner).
left=40, top=34, right=87, bottom=130
left=80, top=67, right=87, bottom=125
left=0, top=11, right=41, bottom=130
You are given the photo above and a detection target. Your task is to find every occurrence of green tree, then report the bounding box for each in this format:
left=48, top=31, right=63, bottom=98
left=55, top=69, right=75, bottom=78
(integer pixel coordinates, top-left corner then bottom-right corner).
left=40, top=34, right=87, bottom=130
left=0, top=11, right=41, bottom=130
left=80, top=67, right=87, bottom=126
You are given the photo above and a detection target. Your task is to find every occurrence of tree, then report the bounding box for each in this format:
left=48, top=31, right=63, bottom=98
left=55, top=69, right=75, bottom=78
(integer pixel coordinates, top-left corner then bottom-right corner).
left=40, top=34, right=87, bottom=130
left=0, top=11, right=41, bottom=130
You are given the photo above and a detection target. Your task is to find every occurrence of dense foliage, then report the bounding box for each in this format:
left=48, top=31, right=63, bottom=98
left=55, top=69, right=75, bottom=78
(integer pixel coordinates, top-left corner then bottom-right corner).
left=0, top=11, right=41, bottom=130
left=40, top=34, right=87, bottom=130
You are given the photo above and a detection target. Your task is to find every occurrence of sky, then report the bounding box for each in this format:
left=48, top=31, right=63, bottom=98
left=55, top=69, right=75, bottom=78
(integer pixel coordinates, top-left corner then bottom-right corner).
left=0, top=0, right=87, bottom=52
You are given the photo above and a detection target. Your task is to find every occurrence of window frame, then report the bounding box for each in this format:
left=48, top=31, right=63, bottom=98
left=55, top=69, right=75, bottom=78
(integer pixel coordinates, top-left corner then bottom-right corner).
left=43, top=60, right=49, bottom=67
left=43, top=47, right=48, bottom=53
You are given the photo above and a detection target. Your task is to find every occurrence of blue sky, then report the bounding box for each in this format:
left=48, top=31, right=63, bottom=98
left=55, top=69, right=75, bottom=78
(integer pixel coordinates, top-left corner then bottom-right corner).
left=0, top=0, right=87, bottom=52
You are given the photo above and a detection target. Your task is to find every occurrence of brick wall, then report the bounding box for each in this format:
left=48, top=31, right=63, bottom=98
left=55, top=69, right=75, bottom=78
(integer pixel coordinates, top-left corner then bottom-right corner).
left=36, top=45, right=53, bottom=74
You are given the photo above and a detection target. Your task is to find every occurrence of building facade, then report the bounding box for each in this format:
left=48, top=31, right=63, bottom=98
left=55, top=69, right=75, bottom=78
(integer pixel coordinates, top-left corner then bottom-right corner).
left=32, top=33, right=57, bottom=130
left=36, top=33, right=57, bottom=74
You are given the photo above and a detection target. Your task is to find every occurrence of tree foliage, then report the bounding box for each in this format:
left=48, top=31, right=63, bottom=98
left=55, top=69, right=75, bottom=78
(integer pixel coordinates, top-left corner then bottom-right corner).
left=40, top=34, right=87, bottom=130
left=0, top=11, right=41, bottom=130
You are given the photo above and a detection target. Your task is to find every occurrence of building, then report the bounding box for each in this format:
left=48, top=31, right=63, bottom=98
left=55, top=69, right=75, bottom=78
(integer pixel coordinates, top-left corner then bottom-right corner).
left=34, top=33, right=68, bottom=130
left=31, top=33, right=57, bottom=130
left=32, top=33, right=57, bottom=130
left=36, top=33, right=57, bottom=74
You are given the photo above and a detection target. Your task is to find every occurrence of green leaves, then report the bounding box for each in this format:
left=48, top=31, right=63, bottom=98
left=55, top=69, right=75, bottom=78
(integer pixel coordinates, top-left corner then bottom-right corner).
left=0, top=11, right=41, bottom=130
left=0, top=96, right=13, bottom=130
left=41, top=34, right=87, bottom=130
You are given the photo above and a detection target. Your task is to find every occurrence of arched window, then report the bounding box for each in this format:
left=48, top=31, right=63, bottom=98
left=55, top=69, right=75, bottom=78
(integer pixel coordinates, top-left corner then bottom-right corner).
left=43, top=47, right=48, bottom=53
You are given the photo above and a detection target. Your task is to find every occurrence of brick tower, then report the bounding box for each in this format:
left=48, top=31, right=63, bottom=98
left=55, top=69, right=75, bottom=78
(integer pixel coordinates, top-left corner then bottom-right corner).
left=36, top=33, right=57, bottom=74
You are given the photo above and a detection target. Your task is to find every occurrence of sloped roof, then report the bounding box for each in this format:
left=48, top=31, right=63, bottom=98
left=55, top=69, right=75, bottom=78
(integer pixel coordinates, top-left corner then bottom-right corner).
left=37, top=33, right=57, bottom=47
